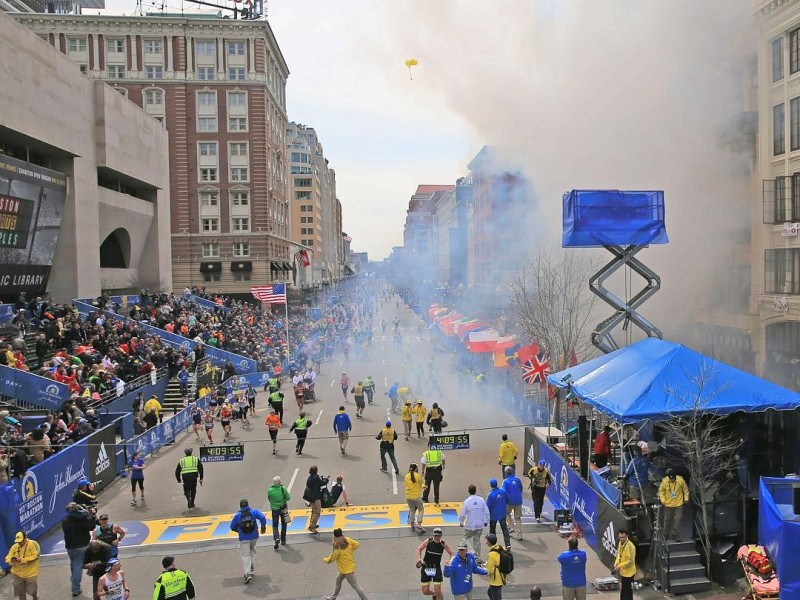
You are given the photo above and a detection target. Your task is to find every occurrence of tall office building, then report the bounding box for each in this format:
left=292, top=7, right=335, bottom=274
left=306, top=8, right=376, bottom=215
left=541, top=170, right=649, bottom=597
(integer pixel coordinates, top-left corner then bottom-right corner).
left=13, top=13, right=292, bottom=294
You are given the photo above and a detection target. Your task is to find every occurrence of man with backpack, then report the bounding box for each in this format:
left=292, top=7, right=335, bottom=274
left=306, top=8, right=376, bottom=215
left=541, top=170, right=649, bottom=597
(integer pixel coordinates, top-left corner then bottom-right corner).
left=229, top=498, right=267, bottom=584
left=485, top=533, right=513, bottom=599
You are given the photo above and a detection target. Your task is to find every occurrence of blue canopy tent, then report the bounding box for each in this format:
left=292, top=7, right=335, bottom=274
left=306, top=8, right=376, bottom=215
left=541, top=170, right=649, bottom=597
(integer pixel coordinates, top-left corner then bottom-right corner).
left=546, top=338, right=800, bottom=422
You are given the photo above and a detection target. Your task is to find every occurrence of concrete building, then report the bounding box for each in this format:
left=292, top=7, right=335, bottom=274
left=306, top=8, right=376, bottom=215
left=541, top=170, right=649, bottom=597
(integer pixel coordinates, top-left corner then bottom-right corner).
left=286, top=122, right=343, bottom=286
left=12, top=12, right=291, bottom=295
left=0, top=11, right=170, bottom=301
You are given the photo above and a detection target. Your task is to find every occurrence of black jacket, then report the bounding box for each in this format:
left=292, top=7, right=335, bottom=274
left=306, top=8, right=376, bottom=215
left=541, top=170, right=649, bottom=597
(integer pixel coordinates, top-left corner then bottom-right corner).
left=304, top=473, right=323, bottom=502
left=61, top=507, right=97, bottom=549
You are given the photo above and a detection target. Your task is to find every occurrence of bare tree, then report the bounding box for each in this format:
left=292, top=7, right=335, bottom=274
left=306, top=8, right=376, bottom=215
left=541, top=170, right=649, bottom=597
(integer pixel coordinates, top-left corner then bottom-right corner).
left=509, top=247, right=600, bottom=424
left=661, top=360, right=739, bottom=576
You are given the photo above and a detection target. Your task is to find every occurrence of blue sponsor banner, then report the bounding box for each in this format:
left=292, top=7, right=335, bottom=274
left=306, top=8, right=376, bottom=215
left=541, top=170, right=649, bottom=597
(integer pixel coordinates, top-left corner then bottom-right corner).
left=590, top=468, right=621, bottom=507
left=538, top=439, right=600, bottom=551
left=17, top=439, right=91, bottom=539
left=126, top=395, right=211, bottom=460
left=225, top=371, right=271, bottom=390
left=188, top=294, right=232, bottom=314
left=0, top=364, right=71, bottom=410
left=0, top=304, right=14, bottom=324
left=204, top=345, right=257, bottom=373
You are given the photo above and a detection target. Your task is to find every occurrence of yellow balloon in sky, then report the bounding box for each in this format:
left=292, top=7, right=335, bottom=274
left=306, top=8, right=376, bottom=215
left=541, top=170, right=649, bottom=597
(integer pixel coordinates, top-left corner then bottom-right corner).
left=404, top=58, right=418, bottom=80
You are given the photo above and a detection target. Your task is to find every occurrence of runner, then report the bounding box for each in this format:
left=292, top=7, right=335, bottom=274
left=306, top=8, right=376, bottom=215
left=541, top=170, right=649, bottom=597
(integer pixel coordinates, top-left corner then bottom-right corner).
left=236, top=392, right=250, bottom=427
left=340, top=372, right=350, bottom=401
left=203, top=409, right=216, bottom=444
left=416, top=527, right=454, bottom=600
left=190, top=404, right=204, bottom=441
left=218, top=403, right=233, bottom=439
left=246, top=384, right=257, bottom=414
left=265, top=408, right=281, bottom=455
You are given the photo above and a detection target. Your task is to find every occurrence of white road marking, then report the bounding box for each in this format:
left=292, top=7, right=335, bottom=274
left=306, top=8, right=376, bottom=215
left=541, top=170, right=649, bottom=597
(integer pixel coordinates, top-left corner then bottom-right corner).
left=384, top=377, right=388, bottom=388
left=392, top=470, right=398, bottom=495
left=329, top=378, right=335, bottom=387
left=287, top=467, right=299, bottom=493
left=315, top=409, right=324, bottom=425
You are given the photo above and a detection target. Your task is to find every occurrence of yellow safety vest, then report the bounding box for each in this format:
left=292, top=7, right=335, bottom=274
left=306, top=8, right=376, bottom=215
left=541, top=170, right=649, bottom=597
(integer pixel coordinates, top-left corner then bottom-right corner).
left=380, top=427, right=395, bottom=443
left=179, top=456, right=199, bottom=475
left=294, top=417, right=308, bottom=431
left=153, top=569, right=189, bottom=600
left=423, top=449, right=443, bottom=468
left=270, top=392, right=283, bottom=403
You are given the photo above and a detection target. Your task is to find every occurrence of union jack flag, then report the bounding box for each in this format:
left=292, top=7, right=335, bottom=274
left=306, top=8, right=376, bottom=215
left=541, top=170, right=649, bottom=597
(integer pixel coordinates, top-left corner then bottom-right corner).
left=522, top=352, right=550, bottom=387
left=251, top=283, right=286, bottom=304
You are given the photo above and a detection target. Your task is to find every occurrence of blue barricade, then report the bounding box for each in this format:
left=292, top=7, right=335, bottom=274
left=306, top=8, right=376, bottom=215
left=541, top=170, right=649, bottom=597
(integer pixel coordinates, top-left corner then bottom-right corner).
left=0, top=364, right=71, bottom=411
left=126, top=393, right=211, bottom=460
left=188, top=294, right=232, bottom=314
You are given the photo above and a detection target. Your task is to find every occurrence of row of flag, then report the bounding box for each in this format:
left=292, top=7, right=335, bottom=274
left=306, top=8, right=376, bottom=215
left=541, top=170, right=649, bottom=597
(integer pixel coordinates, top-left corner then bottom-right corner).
left=428, top=304, right=579, bottom=387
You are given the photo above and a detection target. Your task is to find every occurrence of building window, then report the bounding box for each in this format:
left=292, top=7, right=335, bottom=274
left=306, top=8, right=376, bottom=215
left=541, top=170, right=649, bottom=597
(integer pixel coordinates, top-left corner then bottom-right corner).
left=228, top=91, right=247, bottom=107
left=792, top=28, right=800, bottom=75
left=197, top=67, right=215, bottom=80
left=792, top=97, right=800, bottom=152
left=68, top=37, right=87, bottom=52
left=144, top=89, right=164, bottom=105
left=233, top=242, right=250, bottom=257
left=202, top=272, right=221, bottom=283
left=305, top=227, right=314, bottom=235
left=765, top=248, right=800, bottom=294
left=202, top=243, right=219, bottom=258
left=232, top=272, right=252, bottom=282
left=228, top=41, right=245, bottom=55
left=107, top=65, right=126, bottom=79
left=145, top=65, right=163, bottom=79
left=79, top=64, right=88, bottom=74
left=775, top=103, right=786, bottom=156
left=196, top=41, right=216, bottom=56
left=291, top=152, right=311, bottom=163
left=296, top=191, right=311, bottom=200
left=199, top=167, right=218, bottom=182
left=230, top=167, right=248, bottom=182
left=773, top=37, right=785, bottom=82
left=199, top=142, right=217, bottom=157
left=232, top=217, right=250, bottom=232
left=228, top=67, right=245, bottom=81
left=200, top=191, right=219, bottom=207
left=107, top=39, right=124, bottom=54
left=295, top=178, right=312, bottom=187
left=229, top=116, right=247, bottom=132
left=201, top=217, right=219, bottom=232
left=231, top=191, right=249, bottom=206
left=144, top=39, right=163, bottom=54
left=198, top=117, right=217, bottom=132
left=306, top=216, right=313, bottom=223
left=300, top=217, right=307, bottom=223
left=229, top=142, right=248, bottom=157
left=197, top=91, right=216, bottom=106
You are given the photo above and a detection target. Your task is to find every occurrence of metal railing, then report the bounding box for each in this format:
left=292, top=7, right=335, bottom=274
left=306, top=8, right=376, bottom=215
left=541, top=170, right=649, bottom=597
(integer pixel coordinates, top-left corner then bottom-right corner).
left=92, top=367, right=169, bottom=408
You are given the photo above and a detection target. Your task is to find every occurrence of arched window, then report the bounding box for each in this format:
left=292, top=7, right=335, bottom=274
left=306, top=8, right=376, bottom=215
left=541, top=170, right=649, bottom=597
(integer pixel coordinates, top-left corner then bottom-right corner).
left=99, top=228, right=131, bottom=268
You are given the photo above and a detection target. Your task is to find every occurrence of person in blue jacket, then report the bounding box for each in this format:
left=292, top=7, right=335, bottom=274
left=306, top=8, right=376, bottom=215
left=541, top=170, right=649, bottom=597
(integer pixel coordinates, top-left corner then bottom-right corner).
left=556, top=536, right=587, bottom=600
left=332, top=406, right=353, bottom=454
left=229, top=499, right=267, bottom=584
left=486, top=478, right=511, bottom=550
left=386, top=382, right=400, bottom=413
left=444, top=541, right=488, bottom=598
left=502, top=466, right=525, bottom=540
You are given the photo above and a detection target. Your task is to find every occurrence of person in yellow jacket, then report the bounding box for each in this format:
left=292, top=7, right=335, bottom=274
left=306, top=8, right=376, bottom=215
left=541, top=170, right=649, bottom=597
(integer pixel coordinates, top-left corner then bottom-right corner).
left=404, top=463, right=425, bottom=533
left=484, top=533, right=505, bottom=598
left=5, top=531, right=40, bottom=600
left=498, top=434, right=518, bottom=480
left=658, top=469, right=689, bottom=541
left=322, top=528, right=368, bottom=600
left=413, top=400, right=428, bottom=438
left=401, top=400, right=414, bottom=440
left=143, top=395, right=162, bottom=423
left=612, top=528, right=636, bottom=600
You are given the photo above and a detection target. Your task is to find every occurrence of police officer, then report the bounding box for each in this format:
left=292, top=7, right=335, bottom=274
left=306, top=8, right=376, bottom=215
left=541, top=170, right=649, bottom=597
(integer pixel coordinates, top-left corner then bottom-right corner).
left=265, top=373, right=280, bottom=394
left=175, top=448, right=203, bottom=509
left=268, top=389, right=285, bottom=424
left=289, top=411, right=312, bottom=455
left=421, top=440, right=445, bottom=506
left=376, top=420, right=400, bottom=474
left=153, top=556, right=195, bottom=600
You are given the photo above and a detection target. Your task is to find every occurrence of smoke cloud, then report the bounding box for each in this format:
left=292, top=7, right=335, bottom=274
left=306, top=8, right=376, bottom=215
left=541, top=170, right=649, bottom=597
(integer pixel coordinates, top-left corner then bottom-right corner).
left=377, top=0, right=753, bottom=343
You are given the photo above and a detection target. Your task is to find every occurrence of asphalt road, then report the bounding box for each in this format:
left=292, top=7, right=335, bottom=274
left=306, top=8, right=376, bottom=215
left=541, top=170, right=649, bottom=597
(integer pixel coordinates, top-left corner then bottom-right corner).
left=4, top=294, right=715, bottom=599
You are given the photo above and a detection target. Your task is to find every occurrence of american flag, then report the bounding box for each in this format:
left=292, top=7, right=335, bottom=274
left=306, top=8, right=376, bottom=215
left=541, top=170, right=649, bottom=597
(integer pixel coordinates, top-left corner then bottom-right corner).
left=251, top=283, right=286, bottom=304
left=522, top=351, right=550, bottom=387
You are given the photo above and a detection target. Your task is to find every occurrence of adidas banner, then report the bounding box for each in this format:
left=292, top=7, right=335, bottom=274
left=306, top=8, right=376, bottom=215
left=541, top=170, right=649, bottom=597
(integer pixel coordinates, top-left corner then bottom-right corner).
left=596, top=499, right=632, bottom=570
left=88, top=424, right=117, bottom=492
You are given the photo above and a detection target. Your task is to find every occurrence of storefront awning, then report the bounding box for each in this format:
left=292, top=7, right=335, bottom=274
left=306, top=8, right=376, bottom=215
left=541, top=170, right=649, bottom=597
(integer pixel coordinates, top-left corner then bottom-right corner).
left=230, top=261, right=252, bottom=272
left=199, top=262, right=222, bottom=273
left=269, top=261, right=281, bottom=271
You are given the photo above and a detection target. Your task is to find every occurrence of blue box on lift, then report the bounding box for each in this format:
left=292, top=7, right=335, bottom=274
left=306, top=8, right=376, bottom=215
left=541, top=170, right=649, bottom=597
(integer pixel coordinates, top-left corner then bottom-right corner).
left=562, top=189, right=668, bottom=248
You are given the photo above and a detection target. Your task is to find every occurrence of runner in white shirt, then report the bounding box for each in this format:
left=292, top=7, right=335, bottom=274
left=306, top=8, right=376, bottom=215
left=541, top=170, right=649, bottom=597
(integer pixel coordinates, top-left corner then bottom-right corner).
left=96, top=558, right=129, bottom=600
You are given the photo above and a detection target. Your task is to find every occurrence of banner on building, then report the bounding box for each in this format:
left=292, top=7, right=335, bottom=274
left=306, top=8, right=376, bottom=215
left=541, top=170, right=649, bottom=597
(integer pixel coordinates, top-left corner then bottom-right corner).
left=0, top=155, right=67, bottom=295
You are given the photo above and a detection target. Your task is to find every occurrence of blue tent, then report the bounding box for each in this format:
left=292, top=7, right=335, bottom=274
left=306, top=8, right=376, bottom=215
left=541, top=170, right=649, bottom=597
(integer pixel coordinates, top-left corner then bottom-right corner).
left=547, top=338, right=800, bottom=423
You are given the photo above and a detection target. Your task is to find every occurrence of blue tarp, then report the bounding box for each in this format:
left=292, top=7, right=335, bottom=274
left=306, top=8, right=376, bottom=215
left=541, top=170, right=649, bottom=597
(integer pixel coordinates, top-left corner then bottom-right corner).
left=759, top=477, right=800, bottom=599
left=562, top=189, right=668, bottom=248
left=547, top=338, right=800, bottom=423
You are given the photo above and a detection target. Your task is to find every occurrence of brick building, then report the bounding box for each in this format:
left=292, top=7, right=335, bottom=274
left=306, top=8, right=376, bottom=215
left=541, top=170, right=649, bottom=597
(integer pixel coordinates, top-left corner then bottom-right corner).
left=12, top=13, right=292, bottom=294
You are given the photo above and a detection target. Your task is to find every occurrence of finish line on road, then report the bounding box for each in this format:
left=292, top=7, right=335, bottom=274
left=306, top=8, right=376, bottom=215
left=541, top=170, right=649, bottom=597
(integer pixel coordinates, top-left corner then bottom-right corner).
left=38, top=502, right=464, bottom=555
